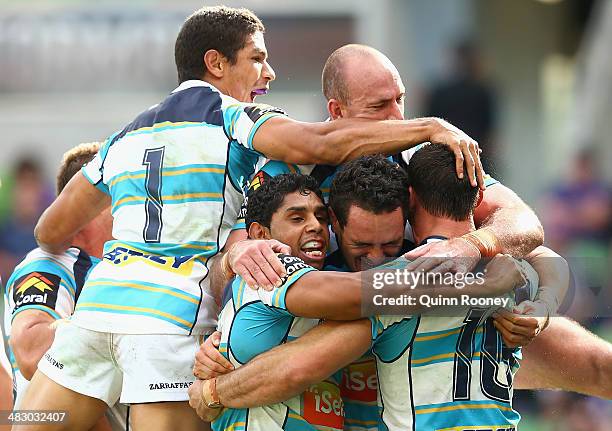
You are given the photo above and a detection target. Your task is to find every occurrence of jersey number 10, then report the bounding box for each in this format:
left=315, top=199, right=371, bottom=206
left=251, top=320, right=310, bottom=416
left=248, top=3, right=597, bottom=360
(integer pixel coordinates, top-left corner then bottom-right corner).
left=453, top=308, right=515, bottom=403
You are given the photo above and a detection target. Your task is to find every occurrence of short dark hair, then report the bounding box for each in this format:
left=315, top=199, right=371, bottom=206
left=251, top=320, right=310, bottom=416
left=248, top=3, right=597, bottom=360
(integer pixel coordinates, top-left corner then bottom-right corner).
left=175, top=6, right=265, bottom=83
left=329, top=155, right=409, bottom=228
left=57, top=142, right=101, bottom=195
left=407, top=143, right=478, bottom=221
left=246, top=174, right=325, bottom=231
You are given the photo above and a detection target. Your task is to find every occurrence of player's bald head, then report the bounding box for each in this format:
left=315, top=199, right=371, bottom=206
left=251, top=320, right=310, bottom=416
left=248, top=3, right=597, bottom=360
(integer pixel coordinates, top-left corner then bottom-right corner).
left=322, top=44, right=400, bottom=105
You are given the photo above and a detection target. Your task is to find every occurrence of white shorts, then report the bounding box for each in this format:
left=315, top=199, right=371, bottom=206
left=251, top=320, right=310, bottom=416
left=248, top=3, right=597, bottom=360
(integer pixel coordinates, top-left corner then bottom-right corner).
left=107, top=403, right=130, bottom=431
left=38, top=322, right=204, bottom=405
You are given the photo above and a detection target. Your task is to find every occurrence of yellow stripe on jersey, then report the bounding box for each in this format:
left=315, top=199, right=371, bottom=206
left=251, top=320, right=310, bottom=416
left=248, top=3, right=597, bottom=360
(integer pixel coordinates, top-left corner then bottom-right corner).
left=412, top=351, right=481, bottom=365
left=109, top=167, right=226, bottom=187
left=75, top=303, right=193, bottom=327
left=287, top=413, right=308, bottom=422
left=415, top=403, right=513, bottom=415
left=86, top=281, right=200, bottom=304
left=165, top=167, right=225, bottom=175
left=415, top=327, right=462, bottom=341
left=109, top=173, right=146, bottom=186
left=164, top=192, right=224, bottom=201
left=114, top=192, right=223, bottom=207
left=224, top=422, right=245, bottom=431
left=414, top=326, right=483, bottom=342
left=236, top=279, right=246, bottom=308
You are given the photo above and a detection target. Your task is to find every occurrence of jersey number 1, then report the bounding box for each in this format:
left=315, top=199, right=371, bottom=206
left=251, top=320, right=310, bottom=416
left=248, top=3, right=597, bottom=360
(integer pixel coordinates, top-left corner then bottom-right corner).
left=142, top=147, right=165, bottom=242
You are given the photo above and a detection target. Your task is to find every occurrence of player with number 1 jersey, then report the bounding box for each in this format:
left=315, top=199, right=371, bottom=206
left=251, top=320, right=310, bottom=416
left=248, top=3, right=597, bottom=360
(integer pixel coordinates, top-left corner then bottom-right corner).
left=72, top=81, right=285, bottom=336
left=37, top=81, right=287, bottom=407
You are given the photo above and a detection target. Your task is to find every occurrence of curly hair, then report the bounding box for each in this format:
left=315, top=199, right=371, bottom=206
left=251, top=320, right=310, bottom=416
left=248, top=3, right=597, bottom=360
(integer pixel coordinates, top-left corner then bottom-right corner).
left=246, top=174, right=324, bottom=231
left=329, top=155, right=409, bottom=227
left=56, top=142, right=101, bottom=195
left=175, top=6, right=265, bottom=83
left=407, top=143, right=478, bottom=221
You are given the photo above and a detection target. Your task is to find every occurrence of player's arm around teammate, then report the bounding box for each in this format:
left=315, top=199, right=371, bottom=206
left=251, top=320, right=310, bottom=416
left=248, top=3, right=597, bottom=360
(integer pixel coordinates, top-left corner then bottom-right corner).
left=493, top=246, right=569, bottom=347
left=189, top=253, right=527, bottom=420
left=190, top=319, right=372, bottom=421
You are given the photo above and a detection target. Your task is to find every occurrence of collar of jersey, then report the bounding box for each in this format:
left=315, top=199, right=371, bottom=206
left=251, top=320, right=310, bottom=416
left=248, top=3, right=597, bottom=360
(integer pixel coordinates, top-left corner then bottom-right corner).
left=418, top=235, right=448, bottom=246
left=171, top=79, right=221, bottom=95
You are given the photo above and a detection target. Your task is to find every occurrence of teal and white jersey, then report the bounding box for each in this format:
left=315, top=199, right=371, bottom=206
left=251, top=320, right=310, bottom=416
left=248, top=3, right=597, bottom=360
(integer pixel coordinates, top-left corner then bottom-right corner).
left=215, top=254, right=344, bottom=431
left=75, top=80, right=286, bottom=335
left=324, top=250, right=380, bottom=431
left=368, top=250, right=538, bottom=431
left=3, top=247, right=97, bottom=408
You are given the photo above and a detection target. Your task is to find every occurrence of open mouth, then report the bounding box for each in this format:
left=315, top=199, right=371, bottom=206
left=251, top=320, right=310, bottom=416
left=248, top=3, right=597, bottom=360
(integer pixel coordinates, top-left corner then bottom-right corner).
left=300, top=240, right=325, bottom=260
left=251, top=88, right=268, bottom=100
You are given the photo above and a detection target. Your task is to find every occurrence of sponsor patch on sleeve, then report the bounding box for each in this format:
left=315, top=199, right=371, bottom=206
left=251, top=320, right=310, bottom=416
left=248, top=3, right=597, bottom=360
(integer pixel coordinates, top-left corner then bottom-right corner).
left=12, top=271, right=61, bottom=313
left=243, top=104, right=286, bottom=123
left=256, top=254, right=317, bottom=310
left=277, top=254, right=315, bottom=285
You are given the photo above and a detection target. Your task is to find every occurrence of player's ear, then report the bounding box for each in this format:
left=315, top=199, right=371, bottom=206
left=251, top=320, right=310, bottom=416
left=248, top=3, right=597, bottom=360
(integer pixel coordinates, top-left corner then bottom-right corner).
left=203, top=49, right=227, bottom=79
left=475, top=188, right=484, bottom=208
left=248, top=222, right=271, bottom=240
left=327, top=99, right=344, bottom=120
left=329, top=208, right=341, bottom=235
left=408, top=186, right=417, bottom=210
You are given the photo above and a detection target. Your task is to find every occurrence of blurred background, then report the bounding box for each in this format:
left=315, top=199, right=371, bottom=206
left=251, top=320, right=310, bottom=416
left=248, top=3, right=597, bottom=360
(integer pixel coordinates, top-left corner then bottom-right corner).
left=0, top=0, right=610, bottom=428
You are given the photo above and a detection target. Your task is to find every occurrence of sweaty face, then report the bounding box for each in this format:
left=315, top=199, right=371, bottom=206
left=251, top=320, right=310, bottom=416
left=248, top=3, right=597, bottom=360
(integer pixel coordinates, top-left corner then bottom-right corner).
left=341, top=57, right=405, bottom=121
left=334, top=205, right=405, bottom=272
left=269, top=191, right=330, bottom=270
left=224, top=31, right=276, bottom=103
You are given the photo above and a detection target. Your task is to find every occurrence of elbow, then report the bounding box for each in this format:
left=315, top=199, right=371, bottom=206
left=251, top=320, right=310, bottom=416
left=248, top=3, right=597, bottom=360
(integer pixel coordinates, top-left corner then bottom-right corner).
left=9, top=339, right=37, bottom=381
left=34, top=217, right=57, bottom=251
left=344, top=291, right=362, bottom=320
left=33, top=220, right=46, bottom=249
left=34, top=215, right=67, bottom=254
left=534, top=223, right=545, bottom=248
left=521, top=211, right=544, bottom=250
left=528, top=210, right=545, bottom=248
left=284, top=358, right=329, bottom=394
left=18, top=360, right=36, bottom=381
left=282, top=351, right=331, bottom=394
